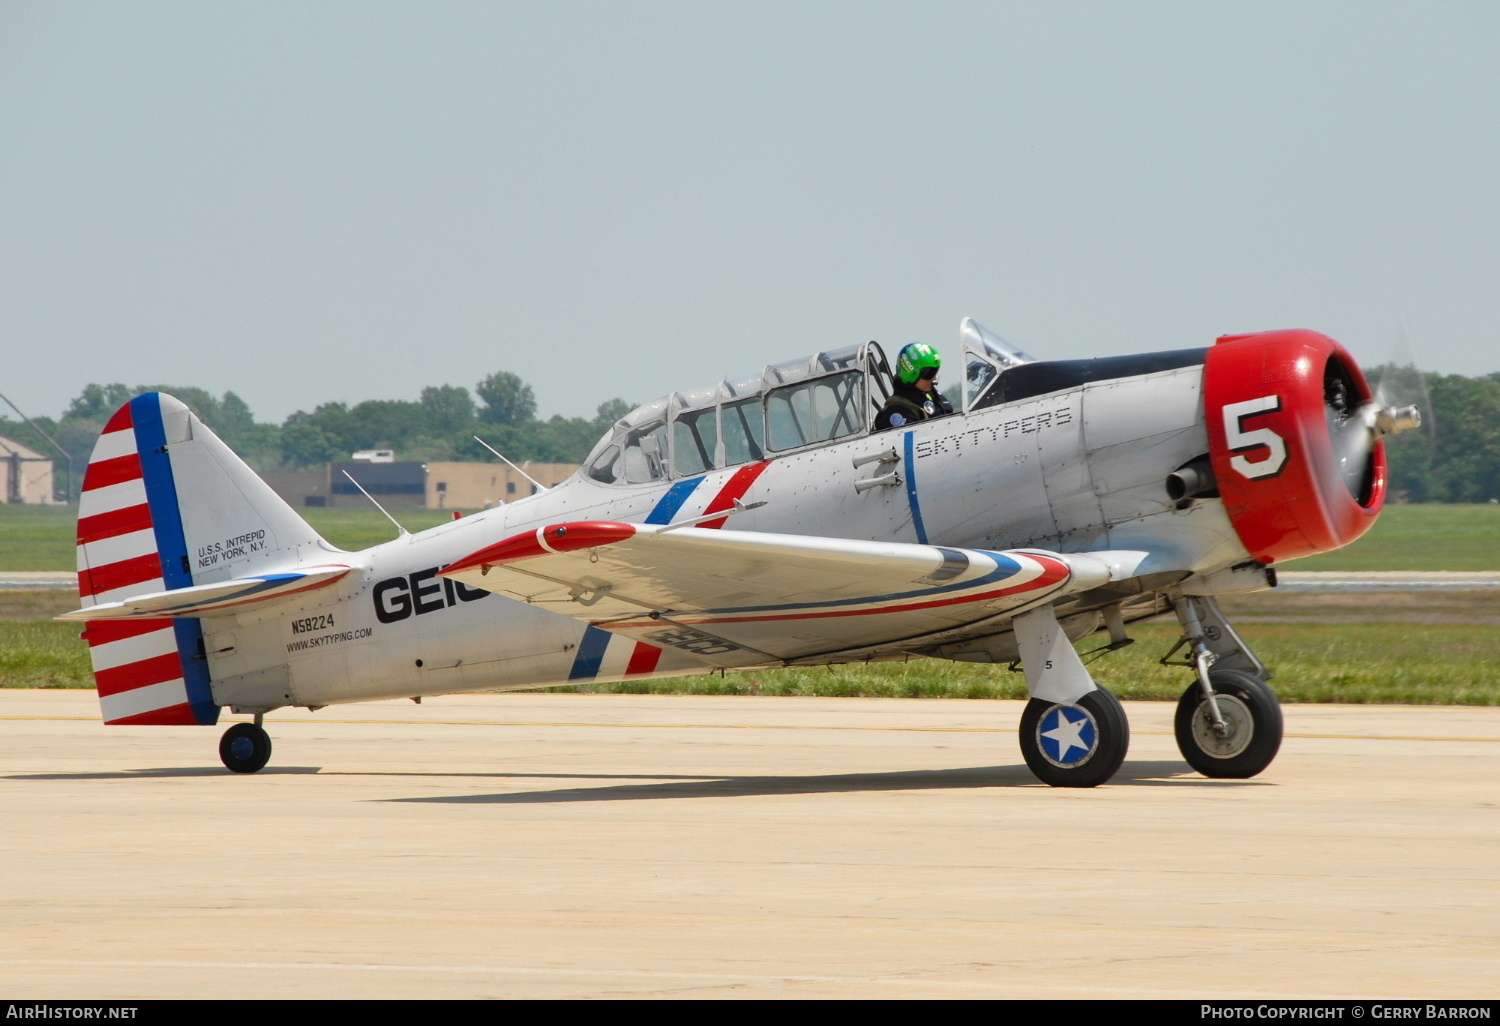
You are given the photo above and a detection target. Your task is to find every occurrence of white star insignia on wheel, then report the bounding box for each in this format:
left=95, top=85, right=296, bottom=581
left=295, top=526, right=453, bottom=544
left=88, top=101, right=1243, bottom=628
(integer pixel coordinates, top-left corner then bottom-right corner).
left=1042, top=707, right=1092, bottom=762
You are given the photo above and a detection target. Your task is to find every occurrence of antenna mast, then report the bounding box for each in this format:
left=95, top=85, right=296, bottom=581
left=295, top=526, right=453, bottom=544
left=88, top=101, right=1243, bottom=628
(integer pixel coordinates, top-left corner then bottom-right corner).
left=341, top=470, right=410, bottom=538
left=472, top=436, right=550, bottom=494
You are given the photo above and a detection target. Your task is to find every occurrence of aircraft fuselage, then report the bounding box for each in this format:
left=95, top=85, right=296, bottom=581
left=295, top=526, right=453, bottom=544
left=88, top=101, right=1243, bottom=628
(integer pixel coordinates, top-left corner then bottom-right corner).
left=206, top=351, right=1248, bottom=713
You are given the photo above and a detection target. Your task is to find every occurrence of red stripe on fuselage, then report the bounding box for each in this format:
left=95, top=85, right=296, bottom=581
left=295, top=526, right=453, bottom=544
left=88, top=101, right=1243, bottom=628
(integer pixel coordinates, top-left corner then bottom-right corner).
left=77, top=503, right=153, bottom=545
left=82, top=453, right=144, bottom=492
left=624, top=643, right=663, bottom=677
left=698, top=461, right=771, bottom=529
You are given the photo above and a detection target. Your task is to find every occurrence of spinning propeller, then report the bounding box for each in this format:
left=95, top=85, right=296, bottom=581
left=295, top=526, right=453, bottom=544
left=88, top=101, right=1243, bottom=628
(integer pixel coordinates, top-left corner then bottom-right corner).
left=1327, top=321, right=1434, bottom=504
left=1323, top=356, right=1421, bottom=504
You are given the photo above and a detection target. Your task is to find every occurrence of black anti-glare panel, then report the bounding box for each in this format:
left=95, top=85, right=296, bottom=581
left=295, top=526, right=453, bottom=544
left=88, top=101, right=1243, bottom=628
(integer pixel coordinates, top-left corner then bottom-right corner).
left=973, top=348, right=1209, bottom=411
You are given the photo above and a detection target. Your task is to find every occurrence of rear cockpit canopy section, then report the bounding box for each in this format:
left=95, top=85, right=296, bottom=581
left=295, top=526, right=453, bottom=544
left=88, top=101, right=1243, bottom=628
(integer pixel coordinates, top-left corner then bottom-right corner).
left=583, top=343, right=888, bottom=486
left=583, top=321, right=1036, bottom=485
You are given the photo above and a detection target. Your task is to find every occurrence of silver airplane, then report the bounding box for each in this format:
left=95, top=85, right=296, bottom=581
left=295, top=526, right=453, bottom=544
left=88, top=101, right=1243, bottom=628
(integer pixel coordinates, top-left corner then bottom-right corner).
left=62, top=319, right=1419, bottom=786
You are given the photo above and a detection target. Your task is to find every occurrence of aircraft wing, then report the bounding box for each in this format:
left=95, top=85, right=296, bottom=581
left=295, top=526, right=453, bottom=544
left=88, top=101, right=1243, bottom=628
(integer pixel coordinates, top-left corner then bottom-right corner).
left=439, top=521, right=1118, bottom=667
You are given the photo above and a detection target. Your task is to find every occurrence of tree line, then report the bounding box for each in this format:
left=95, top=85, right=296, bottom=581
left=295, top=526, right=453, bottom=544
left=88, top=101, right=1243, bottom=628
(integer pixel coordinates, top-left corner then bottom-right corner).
left=2, top=366, right=1496, bottom=503
left=1, top=372, right=632, bottom=498
left=1379, top=368, right=1500, bottom=504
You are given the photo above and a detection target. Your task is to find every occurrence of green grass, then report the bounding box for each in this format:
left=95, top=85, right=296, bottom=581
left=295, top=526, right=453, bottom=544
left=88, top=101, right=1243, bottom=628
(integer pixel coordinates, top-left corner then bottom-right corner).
left=301, top=508, right=460, bottom=551
left=0, top=505, right=77, bottom=571
left=554, top=621, right=1500, bottom=706
left=0, top=620, right=92, bottom=689
left=1286, top=503, right=1500, bottom=571
left=8, top=609, right=1499, bottom=703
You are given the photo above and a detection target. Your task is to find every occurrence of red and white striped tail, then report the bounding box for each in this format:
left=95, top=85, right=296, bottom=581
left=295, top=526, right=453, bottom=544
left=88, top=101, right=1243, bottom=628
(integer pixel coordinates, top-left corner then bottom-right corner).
left=77, top=397, right=216, bottom=725
left=82, top=618, right=209, bottom=726
left=75, top=393, right=329, bottom=726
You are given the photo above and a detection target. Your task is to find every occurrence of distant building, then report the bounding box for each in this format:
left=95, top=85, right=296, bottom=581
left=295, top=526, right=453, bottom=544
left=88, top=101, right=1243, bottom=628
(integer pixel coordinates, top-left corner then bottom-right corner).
left=0, top=435, right=56, bottom=504
left=260, top=469, right=333, bottom=509
left=423, top=461, right=578, bottom=509
left=259, top=460, right=578, bottom=511
left=329, top=460, right=427, bottom=509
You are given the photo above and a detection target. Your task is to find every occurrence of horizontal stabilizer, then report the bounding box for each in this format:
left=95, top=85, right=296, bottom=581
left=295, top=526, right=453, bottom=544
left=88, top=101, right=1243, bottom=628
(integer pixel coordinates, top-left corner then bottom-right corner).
left=57, top=566, right=352, bottom=621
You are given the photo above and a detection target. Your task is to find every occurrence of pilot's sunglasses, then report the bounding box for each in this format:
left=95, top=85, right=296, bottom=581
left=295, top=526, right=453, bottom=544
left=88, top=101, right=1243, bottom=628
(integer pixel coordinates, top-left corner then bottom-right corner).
left=919, top=367, right=939, bottom=380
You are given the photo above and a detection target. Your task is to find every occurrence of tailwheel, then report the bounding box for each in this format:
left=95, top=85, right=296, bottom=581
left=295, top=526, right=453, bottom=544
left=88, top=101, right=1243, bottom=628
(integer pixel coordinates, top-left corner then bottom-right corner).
left=219, top=722, right=272, bottom=774
left=1018, top=686, right=1130, bottom=788
left=1174, top=669, right=1282, bottom=779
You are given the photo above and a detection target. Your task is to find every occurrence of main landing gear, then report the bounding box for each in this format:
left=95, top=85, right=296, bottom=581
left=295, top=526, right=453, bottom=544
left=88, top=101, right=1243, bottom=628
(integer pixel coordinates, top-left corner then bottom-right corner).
left=1018, top=686, right=1130, bottom=788
left=1011, top=604, right=1130, bottom=788
left=219, top=714, right=272, bottom=774
left=1174, top=669, right=1282, bottom=778
left=1010, top=594, right=1283, bottom=787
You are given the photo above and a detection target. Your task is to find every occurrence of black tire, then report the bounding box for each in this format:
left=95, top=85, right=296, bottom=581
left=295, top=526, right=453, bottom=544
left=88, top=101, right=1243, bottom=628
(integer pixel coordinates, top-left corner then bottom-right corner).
left=1018, top=686, right=1130, bottom=788
left=1174, top=669, right=1282, bottom=778
left=219, top=722, right=272, bottom=774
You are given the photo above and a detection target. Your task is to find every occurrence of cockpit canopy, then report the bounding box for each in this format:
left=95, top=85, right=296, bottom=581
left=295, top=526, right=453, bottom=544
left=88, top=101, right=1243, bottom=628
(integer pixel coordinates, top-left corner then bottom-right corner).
left=583, top=318, right=1033, bottom=486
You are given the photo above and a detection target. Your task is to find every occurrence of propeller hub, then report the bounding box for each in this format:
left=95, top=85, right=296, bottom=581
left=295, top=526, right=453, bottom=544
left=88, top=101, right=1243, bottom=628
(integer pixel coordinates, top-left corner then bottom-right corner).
left=1376, top=405, right=1422, bottom=436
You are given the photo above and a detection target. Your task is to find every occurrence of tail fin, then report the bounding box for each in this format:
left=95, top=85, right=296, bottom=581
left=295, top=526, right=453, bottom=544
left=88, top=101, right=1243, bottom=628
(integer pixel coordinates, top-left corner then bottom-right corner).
left=75, top=393, right=331, bottom=725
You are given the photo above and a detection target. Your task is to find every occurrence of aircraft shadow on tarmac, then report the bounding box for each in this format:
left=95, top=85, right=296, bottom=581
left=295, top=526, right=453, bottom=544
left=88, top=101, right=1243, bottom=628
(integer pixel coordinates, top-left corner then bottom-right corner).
left=387, top=760, right=1266, bottom=804
left=6, top=766, right=323, bottom=780
left=5, top=762, right=1270, bottom=794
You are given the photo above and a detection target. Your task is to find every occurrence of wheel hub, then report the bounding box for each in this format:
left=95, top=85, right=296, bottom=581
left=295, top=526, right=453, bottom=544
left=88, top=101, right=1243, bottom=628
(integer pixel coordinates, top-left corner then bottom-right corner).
left=1036, top=704, right=1098, bottom=768
left=1191, top=694, right=1253, bottom=758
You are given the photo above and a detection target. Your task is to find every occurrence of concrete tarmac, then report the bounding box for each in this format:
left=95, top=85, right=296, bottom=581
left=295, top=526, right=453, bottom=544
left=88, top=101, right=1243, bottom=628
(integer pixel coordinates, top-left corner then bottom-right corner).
left=1, top=690, right=1497, bottom=999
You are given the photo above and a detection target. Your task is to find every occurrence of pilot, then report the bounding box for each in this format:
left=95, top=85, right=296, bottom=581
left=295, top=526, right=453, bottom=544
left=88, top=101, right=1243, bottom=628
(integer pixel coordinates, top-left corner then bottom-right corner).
left=875, top=342, right=955, bottom=430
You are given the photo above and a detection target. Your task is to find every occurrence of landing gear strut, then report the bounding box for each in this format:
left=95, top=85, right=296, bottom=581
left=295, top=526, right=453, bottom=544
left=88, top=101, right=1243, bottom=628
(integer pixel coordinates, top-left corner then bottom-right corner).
left=1174, top=669, right=1282, bottom=778
left=219, top=714, right=272, bottom=774
left=1012, top=604, right=1130, bottom=787
left=1167, top=593, right=1283, bottom=779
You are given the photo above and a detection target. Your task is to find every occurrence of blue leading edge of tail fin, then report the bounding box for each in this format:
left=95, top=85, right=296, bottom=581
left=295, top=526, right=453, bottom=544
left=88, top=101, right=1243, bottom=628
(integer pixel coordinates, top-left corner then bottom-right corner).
left=128, top=395, right=218, bottom=725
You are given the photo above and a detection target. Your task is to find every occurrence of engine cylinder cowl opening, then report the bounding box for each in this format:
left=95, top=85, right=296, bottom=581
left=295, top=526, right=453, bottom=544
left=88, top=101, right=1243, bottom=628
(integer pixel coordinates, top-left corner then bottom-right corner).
left=1323, top=353, right=1379, bottom=508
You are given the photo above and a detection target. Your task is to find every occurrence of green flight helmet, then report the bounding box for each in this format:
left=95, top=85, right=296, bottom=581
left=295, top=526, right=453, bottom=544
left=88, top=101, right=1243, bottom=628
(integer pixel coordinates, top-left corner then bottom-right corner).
left=896, top=343, right=942, bottom=385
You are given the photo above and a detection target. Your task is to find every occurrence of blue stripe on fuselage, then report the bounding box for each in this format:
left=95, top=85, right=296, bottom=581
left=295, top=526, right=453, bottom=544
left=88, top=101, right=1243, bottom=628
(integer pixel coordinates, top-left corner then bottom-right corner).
left=645, top=476, right=705, bottom=525
left=568, top=625, right=614, bottom=680
left=903, top=431, right=929, bottom=544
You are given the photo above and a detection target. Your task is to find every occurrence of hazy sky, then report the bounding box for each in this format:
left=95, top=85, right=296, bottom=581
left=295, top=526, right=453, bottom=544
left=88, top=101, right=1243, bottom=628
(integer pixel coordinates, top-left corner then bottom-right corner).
left=2, top=1, right=1496, bottom=424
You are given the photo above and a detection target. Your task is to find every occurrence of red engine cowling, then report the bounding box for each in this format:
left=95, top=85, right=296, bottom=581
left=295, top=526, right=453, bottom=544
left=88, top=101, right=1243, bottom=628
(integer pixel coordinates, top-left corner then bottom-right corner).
left=1203, top=329, right=1386, bottom=564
